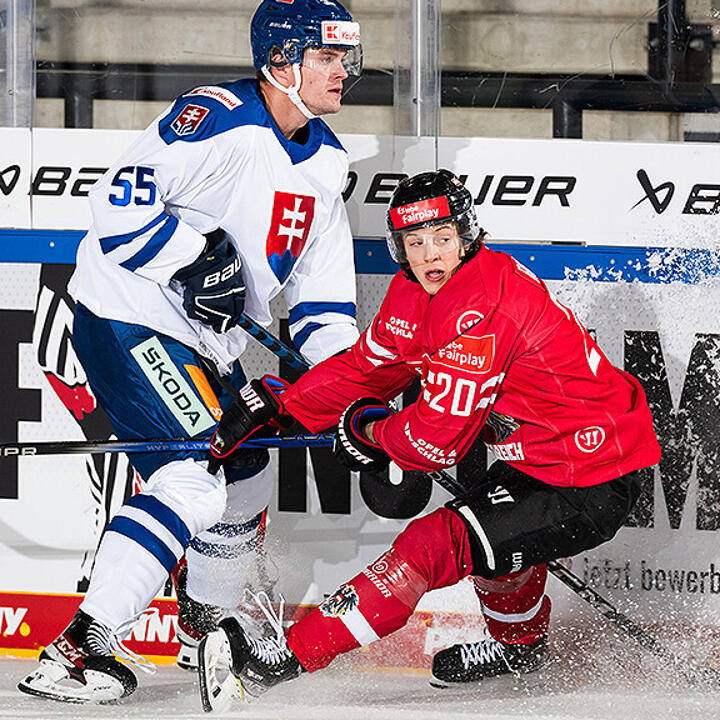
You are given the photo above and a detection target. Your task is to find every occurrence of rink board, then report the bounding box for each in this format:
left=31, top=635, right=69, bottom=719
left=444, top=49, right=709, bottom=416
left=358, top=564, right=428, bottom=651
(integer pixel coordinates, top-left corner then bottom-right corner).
left=1, top=129, right=720, bottom=669
left=0, top=589, right=483, bottom=673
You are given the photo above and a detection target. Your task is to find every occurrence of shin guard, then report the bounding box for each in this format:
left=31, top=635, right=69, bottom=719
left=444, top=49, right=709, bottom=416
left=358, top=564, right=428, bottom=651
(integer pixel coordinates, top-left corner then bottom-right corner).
left=473, top=564, right=551, bottom=645
left=287, top=508, right=473, bottom=672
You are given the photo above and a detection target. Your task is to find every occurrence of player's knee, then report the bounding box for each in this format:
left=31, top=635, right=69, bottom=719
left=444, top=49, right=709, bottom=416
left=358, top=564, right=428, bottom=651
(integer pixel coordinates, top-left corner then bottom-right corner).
left=145, top=458, right=227, bottom=537
left=445, top=498, right=502, bottom=579
left=391, top=508, right=473, bottom=591
left=473, top=567, right=537, bottom=595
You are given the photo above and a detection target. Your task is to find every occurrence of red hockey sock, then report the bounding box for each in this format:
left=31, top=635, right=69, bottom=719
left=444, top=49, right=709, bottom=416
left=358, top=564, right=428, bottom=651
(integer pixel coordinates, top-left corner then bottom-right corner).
left=287, top=508, right=473, bottom=672
left=473, top=564, right=551, bottom=645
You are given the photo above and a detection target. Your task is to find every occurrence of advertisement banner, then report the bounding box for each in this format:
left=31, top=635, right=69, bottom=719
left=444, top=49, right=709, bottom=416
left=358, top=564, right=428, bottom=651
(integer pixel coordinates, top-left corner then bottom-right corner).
left=0, top=127, right=716, bottom=246
left=0, top=129, right=31, bottom=229
left=341, top=135, right=720, bottom=248
left=1, top=128, right=720, bottom=669
left=1, top=265, right=719, bottom=667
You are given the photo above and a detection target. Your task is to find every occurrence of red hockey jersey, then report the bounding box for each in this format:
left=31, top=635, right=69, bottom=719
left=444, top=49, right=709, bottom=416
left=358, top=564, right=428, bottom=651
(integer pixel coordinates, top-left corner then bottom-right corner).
left=281, top=246, right=660, bottom=487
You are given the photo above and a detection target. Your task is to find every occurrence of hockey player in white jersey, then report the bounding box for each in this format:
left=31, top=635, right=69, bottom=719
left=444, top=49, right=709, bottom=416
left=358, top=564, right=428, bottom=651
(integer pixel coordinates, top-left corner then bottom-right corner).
left=17, top=0, right=361, bottom=704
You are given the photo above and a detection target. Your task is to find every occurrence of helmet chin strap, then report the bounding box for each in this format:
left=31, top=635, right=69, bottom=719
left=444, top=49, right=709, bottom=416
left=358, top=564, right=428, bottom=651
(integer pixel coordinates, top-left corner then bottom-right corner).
left=261, top=64, right=316, bottom=120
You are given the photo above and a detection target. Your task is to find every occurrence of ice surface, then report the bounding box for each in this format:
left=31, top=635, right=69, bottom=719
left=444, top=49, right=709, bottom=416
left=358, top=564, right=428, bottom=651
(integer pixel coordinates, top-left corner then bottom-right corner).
left=3, top=653, right=720, bottom=720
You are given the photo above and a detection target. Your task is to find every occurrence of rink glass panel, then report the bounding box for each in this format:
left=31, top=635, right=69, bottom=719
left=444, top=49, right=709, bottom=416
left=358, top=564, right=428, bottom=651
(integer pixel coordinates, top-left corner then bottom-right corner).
left=5, top=1, right=720, bottom=140
left=2, top=0, right=720, bottom=670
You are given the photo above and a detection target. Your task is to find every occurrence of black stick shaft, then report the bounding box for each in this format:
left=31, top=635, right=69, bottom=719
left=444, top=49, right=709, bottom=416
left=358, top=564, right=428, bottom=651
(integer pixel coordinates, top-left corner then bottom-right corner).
left=237, top=315, right=307, bottom=371
left=0, top=434, right=334, bottom=457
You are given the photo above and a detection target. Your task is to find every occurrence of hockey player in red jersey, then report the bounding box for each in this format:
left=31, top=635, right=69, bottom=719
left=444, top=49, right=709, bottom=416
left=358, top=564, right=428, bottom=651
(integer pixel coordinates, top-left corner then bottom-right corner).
left=198, top=170, right=661, bottom=709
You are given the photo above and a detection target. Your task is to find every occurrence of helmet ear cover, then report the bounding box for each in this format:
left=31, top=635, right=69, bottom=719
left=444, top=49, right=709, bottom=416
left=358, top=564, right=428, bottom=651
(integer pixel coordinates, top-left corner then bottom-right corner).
left=267, top=45, right=289, bottom=68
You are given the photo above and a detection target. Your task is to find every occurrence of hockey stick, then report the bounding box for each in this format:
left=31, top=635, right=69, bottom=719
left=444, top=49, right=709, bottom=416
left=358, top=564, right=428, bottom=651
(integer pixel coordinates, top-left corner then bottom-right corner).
left=0, top=433, right=334, bottom=457
left=426, top=470, right=720, bottom=687
left=237, top=314, right=307, bottom=371
left=544, top=558, right=720, bottom=686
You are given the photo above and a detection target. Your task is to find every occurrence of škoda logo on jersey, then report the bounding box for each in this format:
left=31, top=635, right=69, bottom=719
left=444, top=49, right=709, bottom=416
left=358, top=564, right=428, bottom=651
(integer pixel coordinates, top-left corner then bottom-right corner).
left=389, top=196, right=450, bottom=229
left=434, top=334, right=495, bottom=374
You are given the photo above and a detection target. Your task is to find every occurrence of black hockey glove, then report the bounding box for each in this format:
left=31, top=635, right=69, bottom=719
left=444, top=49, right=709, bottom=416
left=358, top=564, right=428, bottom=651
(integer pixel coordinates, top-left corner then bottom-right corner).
left=333, top=397, right=393, bottom=473
left=173, top=229, right=245, bottom=334
left=208, top=375, right=293, bottom=474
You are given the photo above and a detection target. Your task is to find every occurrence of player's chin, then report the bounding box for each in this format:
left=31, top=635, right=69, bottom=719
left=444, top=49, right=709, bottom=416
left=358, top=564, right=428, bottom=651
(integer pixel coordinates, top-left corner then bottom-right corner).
left=324, top=91, right=344, bottom=113
left=419, top=274, right=448, bottom=295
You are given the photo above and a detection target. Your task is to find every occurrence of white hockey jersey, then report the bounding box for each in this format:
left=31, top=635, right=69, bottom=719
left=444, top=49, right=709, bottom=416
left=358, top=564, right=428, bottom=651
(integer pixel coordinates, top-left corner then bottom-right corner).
left=69, top=79, right=359, bottom=374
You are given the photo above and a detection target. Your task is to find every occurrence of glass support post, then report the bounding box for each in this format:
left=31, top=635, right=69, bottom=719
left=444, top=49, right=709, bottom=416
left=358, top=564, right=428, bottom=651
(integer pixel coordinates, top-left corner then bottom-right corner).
left=2, top=0, right=35, bottom=127
left=394, top=0, right=441, bottom=145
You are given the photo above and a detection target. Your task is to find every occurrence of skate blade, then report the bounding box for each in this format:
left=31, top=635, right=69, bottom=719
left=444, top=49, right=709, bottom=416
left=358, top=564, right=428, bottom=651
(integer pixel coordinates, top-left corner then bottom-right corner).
left=198, top=629, right=245, bottom=713
left=429, top=666, right=548, bottom=691
left=17, top=659, right=125, bottom=704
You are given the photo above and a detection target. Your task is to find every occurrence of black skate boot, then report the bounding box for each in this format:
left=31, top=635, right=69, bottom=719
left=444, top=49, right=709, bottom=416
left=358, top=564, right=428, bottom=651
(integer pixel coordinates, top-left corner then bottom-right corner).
left=17, top=609, right=137, bottom=703
left=199, top=606, right=302, bottom=712
left=174, top=564, right=222, bottom=672
left=430, top=633, right=548, bottom=688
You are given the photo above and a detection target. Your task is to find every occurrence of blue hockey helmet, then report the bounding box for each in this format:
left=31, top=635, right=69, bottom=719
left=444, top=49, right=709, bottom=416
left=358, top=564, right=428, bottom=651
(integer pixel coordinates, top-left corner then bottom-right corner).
left=251, top=0, right=362, bottom=77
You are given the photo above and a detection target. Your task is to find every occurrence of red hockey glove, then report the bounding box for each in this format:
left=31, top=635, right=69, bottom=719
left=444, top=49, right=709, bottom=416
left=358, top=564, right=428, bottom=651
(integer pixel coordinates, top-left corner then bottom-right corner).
left=334, top=397, right=393, bottom=473
left=208, top=375, right=292, bottom=474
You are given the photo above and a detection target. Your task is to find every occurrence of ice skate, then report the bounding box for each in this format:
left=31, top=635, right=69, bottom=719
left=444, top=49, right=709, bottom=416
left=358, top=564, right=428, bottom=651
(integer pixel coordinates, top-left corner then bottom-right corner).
left=17, top=609, right=138, bottom=704
left=430, top=632, right=548, bottom=688
left=198, top=595, right=302, bottom=712
left=174, top=564, right=222, bottom=672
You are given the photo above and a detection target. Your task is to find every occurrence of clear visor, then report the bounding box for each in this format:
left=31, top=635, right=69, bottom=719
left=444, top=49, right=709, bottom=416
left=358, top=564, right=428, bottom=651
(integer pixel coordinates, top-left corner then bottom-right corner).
left=387, top=226, right=467, bottom=265
left=302, top=45, right=363, bottom=77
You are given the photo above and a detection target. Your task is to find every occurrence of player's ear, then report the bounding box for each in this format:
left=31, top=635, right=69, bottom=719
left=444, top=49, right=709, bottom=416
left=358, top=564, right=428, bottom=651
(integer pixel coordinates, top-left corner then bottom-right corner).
left=267, top=48, right=294, bottom=88
left=268, top=67, right=293, bottom=88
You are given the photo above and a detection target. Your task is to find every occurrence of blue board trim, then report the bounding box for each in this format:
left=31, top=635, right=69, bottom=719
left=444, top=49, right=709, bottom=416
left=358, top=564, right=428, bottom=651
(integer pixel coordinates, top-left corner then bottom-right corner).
left=1, top=229, right=718, bottom=284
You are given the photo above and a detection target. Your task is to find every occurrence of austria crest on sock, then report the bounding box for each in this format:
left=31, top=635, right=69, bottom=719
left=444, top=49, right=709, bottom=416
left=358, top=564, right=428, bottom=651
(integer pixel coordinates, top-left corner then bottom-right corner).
left=266, top=191, right=315, bottom=283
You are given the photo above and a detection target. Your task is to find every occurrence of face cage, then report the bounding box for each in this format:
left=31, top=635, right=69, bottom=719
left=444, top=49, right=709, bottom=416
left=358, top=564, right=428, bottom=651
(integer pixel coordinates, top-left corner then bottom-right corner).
left=386, top=221, right=478, bottom=265
left=268, top=43, right=363, bottom=77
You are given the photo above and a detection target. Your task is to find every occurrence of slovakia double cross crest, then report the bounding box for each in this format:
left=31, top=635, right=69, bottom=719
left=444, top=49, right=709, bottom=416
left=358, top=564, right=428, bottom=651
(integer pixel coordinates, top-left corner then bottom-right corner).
left=171, top=104, right=210, bottom=137
left=266, top=191, right=316, bottom=283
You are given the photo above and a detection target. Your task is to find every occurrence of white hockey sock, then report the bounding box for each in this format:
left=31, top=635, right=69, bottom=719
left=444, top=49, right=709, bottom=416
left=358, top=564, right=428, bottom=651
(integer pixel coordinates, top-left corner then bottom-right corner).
left=80, top=528, right=168, bottom=633
left=185, top=512, right=265, bottom=608
left=185, top=464, right=273, bottom=608
left=80, top=459, right=226, bottom=634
